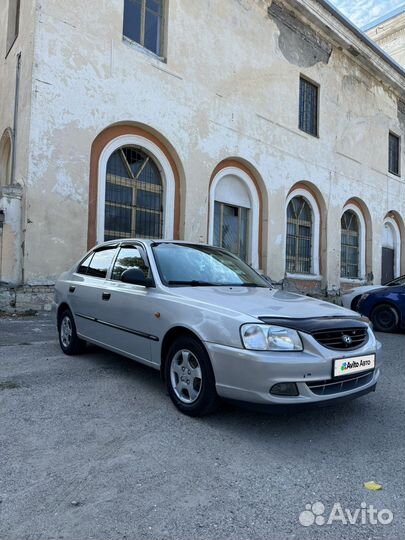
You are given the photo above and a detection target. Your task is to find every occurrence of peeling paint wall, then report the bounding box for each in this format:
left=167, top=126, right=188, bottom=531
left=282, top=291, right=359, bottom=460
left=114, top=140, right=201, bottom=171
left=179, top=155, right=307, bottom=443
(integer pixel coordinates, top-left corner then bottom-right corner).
left=0, top=0, right=37, bottom=285
left=5, top=0, right=405, bottom=293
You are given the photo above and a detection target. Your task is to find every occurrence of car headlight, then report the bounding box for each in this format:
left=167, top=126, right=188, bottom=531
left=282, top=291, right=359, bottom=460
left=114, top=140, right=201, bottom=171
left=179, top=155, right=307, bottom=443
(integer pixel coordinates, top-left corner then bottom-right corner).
left=241, top=324, right=303, bottom=351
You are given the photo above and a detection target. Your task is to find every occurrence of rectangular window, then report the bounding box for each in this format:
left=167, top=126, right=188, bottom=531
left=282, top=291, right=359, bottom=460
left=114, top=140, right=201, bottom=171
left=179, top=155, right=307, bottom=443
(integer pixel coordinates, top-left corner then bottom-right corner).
left=6, top=0, right=20, bottom=56
left=299, top=77, right=319, bottom=137
left=213, top=202, right=249, bottom=262
left=389, top=132, right=400, bottom=176
left=123, top=0, right=164, bottom=57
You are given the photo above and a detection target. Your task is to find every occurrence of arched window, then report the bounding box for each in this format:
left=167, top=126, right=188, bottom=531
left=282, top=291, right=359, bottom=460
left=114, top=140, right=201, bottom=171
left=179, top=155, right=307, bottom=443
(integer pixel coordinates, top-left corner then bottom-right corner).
left=0, top=130, right=12, bottom=187
left=208, top=166, right=260, bottom=267
left=341, top=210, right=360, bottom=278
left=286, top=196, right=313, bottom=274
left=104, top=146, right=163, bottom=241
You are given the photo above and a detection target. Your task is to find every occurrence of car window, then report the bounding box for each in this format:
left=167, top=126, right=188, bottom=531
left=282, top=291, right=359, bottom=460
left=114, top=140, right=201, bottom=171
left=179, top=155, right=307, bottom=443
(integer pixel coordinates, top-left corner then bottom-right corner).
left=111, top=246, right=150, bottom=281
left=152, top=243, right=268, bottom=287
left=77, top=252, right=94, bottom=275
left=87, top=248, right=116, bottom=278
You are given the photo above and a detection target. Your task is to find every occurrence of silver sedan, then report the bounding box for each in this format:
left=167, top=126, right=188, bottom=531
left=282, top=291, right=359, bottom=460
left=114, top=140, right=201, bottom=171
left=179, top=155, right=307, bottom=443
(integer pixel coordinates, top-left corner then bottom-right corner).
left=55, top=240, right=381, bottom=416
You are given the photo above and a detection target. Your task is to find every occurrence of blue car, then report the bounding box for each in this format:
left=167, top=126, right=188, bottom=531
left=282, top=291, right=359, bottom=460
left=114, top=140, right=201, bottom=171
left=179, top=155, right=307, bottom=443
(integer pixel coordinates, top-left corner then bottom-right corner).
left=358, top=285, right=405, bottom=333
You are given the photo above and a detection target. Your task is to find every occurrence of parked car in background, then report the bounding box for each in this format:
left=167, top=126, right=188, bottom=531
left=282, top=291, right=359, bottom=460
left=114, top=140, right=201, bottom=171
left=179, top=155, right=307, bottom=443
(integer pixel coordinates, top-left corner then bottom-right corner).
left=341, top=275, right=405, bottom=311
left=357, top=284, right=405, bottom=333
left=55, top=240, right=381, bottom=416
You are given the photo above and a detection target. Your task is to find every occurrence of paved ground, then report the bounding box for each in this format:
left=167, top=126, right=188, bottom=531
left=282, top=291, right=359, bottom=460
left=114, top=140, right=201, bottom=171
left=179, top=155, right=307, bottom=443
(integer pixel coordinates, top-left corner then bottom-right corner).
left=0, top=313, right=404, bottom=540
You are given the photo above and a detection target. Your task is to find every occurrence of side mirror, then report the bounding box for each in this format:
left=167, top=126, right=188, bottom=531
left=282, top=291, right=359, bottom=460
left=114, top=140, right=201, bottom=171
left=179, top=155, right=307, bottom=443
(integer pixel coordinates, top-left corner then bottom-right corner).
left=121, top=268, right=149, bottom=287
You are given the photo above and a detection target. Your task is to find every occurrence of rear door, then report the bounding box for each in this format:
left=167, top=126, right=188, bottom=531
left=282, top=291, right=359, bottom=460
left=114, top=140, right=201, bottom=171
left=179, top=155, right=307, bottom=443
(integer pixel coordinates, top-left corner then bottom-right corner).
left=99, top=244, right=157, bottom=365
left=69, top=246, right=118, bottom=341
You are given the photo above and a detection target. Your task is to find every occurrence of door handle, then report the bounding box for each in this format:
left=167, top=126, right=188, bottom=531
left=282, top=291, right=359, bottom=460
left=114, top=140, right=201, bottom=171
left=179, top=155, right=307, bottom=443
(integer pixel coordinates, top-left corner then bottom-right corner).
left=69, top=285, right=76, bottom=293
left=102, top=292, right=111, bottom=301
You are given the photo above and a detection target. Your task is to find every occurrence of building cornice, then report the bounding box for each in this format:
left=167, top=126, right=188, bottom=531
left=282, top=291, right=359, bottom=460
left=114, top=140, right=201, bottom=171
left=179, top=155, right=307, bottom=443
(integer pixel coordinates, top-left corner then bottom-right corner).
left=274, top=0, right=405, bottom=99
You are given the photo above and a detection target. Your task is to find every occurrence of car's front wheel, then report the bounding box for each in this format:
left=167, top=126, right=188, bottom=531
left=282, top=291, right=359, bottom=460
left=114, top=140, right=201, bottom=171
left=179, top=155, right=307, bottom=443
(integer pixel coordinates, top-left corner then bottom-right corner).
left=165, top=336, right=219, bottom=417
left=58, top=309, right=86, bottom=355
left=371, top=303, right=399, bottom=332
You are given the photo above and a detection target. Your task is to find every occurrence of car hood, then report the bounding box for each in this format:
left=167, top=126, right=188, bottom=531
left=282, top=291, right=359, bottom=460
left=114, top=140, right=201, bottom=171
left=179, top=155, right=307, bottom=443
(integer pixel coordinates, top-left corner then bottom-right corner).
left=172, top=286, right=358, bottom=320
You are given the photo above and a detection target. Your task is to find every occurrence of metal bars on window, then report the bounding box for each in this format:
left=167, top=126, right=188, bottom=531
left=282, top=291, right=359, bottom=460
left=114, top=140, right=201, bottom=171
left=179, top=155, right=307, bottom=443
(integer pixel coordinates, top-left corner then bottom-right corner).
left=389, top=132, right=400, bottom=176
left=341, top=210, right=360, bottom=279
left=299, top=77, right=318, bottom=137
left=104, top=146, right=163, bottom=241
left=286, top=197, right=313, bottom=274
left=213, top=202, right=249, bottom=261
left=123, top=0, right=164, bottom=56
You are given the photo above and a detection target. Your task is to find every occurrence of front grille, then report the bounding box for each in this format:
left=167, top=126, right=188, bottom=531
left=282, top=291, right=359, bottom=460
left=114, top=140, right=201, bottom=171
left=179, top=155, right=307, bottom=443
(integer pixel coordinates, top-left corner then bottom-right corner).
left=312, top=327, right=368, bottom=351
left=307, top=371, right=374, bottom=396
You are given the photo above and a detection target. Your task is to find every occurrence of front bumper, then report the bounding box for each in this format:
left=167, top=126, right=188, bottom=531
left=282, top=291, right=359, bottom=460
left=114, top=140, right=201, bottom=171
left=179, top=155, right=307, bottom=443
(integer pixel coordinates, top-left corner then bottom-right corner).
left=205, top=336, right=382, bottom=406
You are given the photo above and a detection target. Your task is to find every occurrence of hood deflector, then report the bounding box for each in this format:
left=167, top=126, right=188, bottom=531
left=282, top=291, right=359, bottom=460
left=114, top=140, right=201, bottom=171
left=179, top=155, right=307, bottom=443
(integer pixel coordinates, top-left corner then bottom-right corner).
left=257, top=317, right=369, bottom=335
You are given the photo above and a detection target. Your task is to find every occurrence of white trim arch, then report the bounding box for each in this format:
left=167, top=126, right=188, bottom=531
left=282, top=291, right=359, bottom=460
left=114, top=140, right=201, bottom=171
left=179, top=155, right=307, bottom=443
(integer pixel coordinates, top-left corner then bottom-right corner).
left=96, top=134, right=175, bottom=243
left=285, top=188, right=321, bottom=277
left=383, top=217, right=401, bottom=279
left=0, top=129, right=12, bottom=187
left=341, top=204, right=366, bottom=281
left=208, top=166, right=260, bottom=269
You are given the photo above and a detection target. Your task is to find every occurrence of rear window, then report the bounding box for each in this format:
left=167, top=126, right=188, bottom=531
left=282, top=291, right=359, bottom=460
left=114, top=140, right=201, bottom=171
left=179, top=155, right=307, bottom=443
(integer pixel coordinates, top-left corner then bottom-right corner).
left=86, top=248, right=116, bottom=278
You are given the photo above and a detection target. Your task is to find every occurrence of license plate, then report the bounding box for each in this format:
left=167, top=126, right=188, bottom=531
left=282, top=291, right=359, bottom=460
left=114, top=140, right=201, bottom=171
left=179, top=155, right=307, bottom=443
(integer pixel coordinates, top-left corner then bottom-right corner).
left=334, top=354, right=375, bottom=378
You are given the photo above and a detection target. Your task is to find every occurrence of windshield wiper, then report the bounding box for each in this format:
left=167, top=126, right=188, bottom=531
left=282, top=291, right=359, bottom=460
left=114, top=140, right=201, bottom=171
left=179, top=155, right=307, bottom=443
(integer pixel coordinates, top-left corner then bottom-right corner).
left=167, top=280, right=218, bottom=286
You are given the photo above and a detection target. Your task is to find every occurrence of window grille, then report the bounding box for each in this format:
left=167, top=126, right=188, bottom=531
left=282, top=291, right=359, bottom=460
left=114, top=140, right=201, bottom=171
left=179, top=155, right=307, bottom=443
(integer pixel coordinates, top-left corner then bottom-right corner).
left=389, top=132, right=400, bottom=176
left=299, top=77, right=318, bottom=137
left=104, top=146, right=163, bottom=241
left=341, top=210, right=360, bottom=279
left=286, top=196, right=313, bottom=274
left=213, top=202, right=249, bottom=261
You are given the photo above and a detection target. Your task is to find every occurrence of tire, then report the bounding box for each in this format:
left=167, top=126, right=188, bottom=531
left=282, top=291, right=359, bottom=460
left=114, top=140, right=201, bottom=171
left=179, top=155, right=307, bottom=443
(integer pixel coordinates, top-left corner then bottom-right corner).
left=371, top=303, right=400, bottom=333
left=58, top=309, right=86, bottom=355
left=351, top=296, right=361, bottom=312
left=165, top=336, right=219, bottom=417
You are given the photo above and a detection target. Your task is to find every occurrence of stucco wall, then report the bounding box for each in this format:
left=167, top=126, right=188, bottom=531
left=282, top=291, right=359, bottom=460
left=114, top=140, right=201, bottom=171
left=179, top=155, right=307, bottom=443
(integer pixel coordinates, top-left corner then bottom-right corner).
left=17, top=0, right=405, bottom=292
left=0, top=0, right=37, bottom=284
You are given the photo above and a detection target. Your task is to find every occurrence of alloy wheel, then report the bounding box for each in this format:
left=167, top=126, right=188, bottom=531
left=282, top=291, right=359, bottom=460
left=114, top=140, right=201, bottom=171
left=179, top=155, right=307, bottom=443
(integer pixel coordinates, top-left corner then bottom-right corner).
left=170, top=349, right=202, bottom=404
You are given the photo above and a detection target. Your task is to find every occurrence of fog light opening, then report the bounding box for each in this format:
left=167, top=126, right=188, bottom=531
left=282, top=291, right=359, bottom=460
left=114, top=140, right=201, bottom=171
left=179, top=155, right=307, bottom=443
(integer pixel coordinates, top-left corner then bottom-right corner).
left=270, top=382, right=299, bottom=396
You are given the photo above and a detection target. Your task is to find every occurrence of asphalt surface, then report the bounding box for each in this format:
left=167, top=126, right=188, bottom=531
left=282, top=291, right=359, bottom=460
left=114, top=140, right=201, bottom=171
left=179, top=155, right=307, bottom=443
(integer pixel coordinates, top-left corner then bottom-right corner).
left=0, top=313, right=404, bottom=540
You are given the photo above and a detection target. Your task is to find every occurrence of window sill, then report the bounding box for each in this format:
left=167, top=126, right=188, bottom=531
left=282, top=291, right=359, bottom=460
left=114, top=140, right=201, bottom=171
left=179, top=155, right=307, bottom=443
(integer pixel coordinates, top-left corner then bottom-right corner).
left=388, top=170, right=401, bottom=179
left=340, top=278, right=367, bottom=285
left=122, top=36, right=166, bottom=63
left=286, top=273, right=322, bottom=281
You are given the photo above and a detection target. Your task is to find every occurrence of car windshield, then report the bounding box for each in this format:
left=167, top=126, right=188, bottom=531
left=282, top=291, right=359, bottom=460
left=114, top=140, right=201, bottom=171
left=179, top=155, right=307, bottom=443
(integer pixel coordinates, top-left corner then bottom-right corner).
left=388, top=275, right=405, bottom=286
left=152, top=243, right=269, bottom=287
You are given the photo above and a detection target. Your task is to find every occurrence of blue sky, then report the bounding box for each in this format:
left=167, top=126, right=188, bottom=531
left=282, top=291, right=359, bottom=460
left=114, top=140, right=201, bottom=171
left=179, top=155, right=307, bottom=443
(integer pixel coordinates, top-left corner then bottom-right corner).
left=330, top=0, right=404, bottom=28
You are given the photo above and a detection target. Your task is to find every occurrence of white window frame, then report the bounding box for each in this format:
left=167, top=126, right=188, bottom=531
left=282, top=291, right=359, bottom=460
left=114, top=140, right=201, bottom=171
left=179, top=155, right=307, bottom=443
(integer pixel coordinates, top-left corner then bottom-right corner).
left=383, top=217, right=401, bottom=279
left=208, top=166, right=259, bottom=269
left=285, top=188, right=321, bottom=278
left=340, top=204, right=366, bottom=282
left=97, top=134, right=175, bottom=244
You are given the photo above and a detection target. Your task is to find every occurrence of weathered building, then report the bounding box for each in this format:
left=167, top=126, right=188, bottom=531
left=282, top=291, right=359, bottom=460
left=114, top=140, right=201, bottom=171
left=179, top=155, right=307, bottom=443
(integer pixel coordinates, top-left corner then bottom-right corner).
left=365, top=6, right=405, bottom=68
left=0, top=0, right=404, bottom=311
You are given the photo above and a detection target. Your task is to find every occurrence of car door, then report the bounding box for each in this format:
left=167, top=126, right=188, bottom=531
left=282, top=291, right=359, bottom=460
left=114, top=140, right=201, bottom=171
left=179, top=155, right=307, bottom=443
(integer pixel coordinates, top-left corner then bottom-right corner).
left=68, top=245, right=118, bottom=342
left=99, top=244, right=156, bottom=365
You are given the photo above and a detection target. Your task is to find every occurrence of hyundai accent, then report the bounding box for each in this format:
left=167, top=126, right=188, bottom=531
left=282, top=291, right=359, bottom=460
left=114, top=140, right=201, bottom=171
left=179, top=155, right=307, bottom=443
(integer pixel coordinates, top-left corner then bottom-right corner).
left=55, top=240, right=381, bottom=416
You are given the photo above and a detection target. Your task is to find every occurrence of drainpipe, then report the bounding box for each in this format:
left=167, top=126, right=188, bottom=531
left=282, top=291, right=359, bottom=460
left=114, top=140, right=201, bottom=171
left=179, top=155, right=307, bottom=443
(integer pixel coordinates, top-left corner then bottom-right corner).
left=11, top=53, right=21, bottom=186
